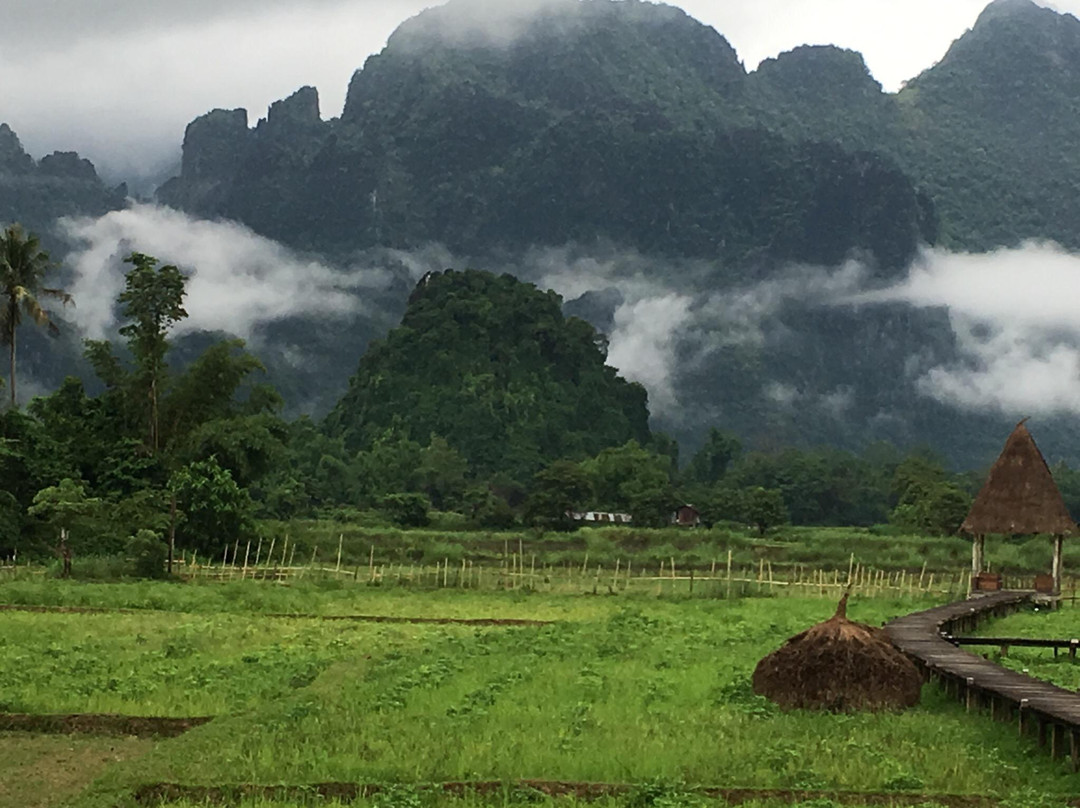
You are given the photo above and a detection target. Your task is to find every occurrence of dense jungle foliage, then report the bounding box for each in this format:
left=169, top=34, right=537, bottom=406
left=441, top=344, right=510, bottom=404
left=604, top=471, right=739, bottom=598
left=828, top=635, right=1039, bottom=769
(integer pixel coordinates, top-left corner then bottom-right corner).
left=4, top=233, right=1080, bottom=572
left=325, top=269, right=651, bottom=481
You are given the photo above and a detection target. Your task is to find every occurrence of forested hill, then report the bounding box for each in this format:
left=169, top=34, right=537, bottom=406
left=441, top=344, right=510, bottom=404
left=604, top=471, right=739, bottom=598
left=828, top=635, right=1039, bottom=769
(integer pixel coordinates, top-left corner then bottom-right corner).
left=156, top=0, right=934, bottom=275
left=324, top=269, right=652, bottom=481
left=158, top=0, right=1080, bottom=261
left=750, top=0, right=1080, bottom=251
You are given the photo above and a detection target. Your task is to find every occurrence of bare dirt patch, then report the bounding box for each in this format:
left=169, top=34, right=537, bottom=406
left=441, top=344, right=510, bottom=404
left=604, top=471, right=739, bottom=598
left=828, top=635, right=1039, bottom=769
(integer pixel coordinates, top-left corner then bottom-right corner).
left=0, top=713, right=212, bottom=738
left=0, top=734, right=154, bottom=808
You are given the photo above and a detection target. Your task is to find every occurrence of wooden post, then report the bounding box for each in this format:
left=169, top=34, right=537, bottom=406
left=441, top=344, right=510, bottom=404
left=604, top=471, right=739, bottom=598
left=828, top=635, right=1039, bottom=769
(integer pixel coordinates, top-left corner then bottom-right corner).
left=726, top=550, right=732, bottom=599
left=1071, top=728, right=1079, bottom=773
left=965, top=677, right=975, bottom=712
left=972, top=534, right=983, bottom=590
left=241, top=541, right=251, bottom=579
left=1053, top=724, right=1065, bottom=760
left=1053, top=534, right=1064, bottom=596
left=336, top=534, right=343, bottom=573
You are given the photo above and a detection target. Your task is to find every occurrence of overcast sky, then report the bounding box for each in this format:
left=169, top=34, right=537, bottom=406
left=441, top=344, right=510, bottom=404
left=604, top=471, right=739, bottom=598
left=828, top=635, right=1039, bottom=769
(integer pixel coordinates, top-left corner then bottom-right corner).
left=2, top=0, right=1078, bottom=185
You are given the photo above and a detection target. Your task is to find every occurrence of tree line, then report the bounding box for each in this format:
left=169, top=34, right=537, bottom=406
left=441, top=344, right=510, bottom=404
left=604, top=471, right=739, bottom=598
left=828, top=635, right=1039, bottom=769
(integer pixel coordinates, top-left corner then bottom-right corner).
left=0, top=226, right=1070, bottom=575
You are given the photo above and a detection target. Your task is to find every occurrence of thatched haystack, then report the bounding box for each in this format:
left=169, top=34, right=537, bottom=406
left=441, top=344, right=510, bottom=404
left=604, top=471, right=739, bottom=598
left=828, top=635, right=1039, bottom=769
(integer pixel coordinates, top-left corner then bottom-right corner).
left=752, top=594, right=922, bottom=712
left=961, top=419, right=1075, bottom=537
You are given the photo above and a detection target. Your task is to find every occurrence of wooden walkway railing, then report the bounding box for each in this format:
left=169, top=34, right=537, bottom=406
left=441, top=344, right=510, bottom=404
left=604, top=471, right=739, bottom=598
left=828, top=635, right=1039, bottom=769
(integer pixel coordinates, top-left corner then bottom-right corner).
left=886, top=591, right=1080, bottom=770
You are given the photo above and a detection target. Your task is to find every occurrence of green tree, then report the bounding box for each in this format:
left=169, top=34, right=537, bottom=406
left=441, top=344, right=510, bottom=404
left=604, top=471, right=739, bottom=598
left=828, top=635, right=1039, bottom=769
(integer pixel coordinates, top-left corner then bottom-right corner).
left=418, top=435, right=469, bottom=510
left=700, top=485, right=747, bottom=527
left=525, top=460, right=593, bottom=528
left=889, top=482, right=971, bottom=536
left=745, top=487, right=788, bottom=536
left=0, top=225, right=72, bottom=408
left=117, top=252, right=188, bottom=454
left=378, top=492, right=431, bottom=528
left=169, top=457, right=253, bottom=556
left=891, top=452, right=948, bottom=508
left=0, top=490, right=21, bottom=552
left=127, top=529, right=168, bottom=579
left=582, top=440, right=671, bottom=512
left=27, top=478, right=102, bottom=548
left=463, top=485, right=517, bottom=529
left=686, top=429, right=741, bottom=485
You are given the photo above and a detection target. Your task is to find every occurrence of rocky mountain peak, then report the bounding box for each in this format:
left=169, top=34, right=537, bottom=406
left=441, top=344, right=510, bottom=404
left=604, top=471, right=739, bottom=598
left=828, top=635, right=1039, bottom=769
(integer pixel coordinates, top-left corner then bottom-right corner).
left=0, top=123, right=34, bottom=174
left=265, top=86, right=322, bottom=133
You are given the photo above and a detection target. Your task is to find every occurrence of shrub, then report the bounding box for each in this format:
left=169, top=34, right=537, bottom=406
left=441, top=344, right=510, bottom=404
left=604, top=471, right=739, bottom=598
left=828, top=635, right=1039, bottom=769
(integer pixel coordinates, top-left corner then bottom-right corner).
left=379, top=493, right=431, bottom=528
left=127, top=529, right=169, bottom=579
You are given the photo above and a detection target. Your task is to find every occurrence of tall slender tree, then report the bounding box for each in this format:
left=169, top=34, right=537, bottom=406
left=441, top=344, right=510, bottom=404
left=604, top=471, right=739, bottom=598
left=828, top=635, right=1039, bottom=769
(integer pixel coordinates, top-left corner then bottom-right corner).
left=117, top=252, right=187, bottom=454
left=0, top=225, right=72, bottom=408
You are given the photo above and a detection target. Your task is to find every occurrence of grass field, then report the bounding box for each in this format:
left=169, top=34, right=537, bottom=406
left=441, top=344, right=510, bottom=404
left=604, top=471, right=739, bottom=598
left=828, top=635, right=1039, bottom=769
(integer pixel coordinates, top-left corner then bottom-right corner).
left=1, top=581, right=1078, bottom=808
left=0, top=611, right=469, bottom=716
left=971, top=603, right=1080, bottom=691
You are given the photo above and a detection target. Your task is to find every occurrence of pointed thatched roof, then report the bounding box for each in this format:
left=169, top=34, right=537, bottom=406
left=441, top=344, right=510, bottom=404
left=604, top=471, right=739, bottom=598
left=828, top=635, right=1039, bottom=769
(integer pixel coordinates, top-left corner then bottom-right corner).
left=961, top=420, right=1076, bottom=537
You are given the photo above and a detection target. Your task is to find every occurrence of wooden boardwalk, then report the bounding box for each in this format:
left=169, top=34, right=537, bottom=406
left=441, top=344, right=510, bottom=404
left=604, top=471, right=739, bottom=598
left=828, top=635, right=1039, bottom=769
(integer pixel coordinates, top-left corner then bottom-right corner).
left=886, top=591, right=1080, bottom=769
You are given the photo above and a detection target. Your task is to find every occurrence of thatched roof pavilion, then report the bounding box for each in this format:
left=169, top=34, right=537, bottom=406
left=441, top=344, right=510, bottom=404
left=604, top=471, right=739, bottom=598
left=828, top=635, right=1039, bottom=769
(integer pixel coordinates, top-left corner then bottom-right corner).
left=961, top=420, right=1076, bottom=594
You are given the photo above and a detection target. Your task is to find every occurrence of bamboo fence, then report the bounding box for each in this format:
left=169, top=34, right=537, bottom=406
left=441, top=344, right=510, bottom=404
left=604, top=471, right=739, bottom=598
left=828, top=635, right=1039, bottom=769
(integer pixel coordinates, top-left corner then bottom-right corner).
left=164, top=544, right=1066, bottom=601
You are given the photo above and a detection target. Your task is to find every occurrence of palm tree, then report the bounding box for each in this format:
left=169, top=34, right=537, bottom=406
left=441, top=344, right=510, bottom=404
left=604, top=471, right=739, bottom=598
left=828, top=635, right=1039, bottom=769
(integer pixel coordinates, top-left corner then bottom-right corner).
left=0, top=225, right=73, bottom=408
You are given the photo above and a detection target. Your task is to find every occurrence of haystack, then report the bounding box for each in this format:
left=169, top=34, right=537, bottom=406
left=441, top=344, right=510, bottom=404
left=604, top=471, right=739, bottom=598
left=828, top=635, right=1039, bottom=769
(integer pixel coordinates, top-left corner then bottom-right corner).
left=752, top=594, right=922, bottom=712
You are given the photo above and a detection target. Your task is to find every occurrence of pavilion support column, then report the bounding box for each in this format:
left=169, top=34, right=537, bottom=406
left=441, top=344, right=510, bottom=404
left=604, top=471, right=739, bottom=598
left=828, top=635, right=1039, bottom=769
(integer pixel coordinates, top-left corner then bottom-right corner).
left=972, top=534, right=985, bottom=591
left=1052, top=534, right=1064, bottom=597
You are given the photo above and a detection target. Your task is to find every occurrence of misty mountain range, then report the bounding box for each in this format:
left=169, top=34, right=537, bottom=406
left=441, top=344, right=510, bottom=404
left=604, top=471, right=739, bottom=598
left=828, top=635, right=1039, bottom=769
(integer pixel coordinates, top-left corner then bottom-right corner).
left=3, top=0, right=1080, bottom=469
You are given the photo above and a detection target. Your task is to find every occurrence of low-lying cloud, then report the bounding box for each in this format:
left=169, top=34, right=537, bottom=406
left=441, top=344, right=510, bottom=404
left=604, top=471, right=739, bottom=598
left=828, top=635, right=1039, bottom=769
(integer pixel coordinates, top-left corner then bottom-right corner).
left=529, top=248, right=868, bottom=419
left=52, top=205, right=1080, bottom=429
left=528, top=241, right=1080, bottom=424
left=58, top=203, right=403, bottom=342
left=855, top=242, right=1080, bottom=416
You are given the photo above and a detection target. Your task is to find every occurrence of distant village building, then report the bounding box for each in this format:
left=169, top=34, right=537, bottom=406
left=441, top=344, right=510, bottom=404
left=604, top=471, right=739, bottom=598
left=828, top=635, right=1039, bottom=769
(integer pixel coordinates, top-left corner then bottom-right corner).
left=671, top=505, right=701, bottom=527
left=567, top=511, right=633, bottom=525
